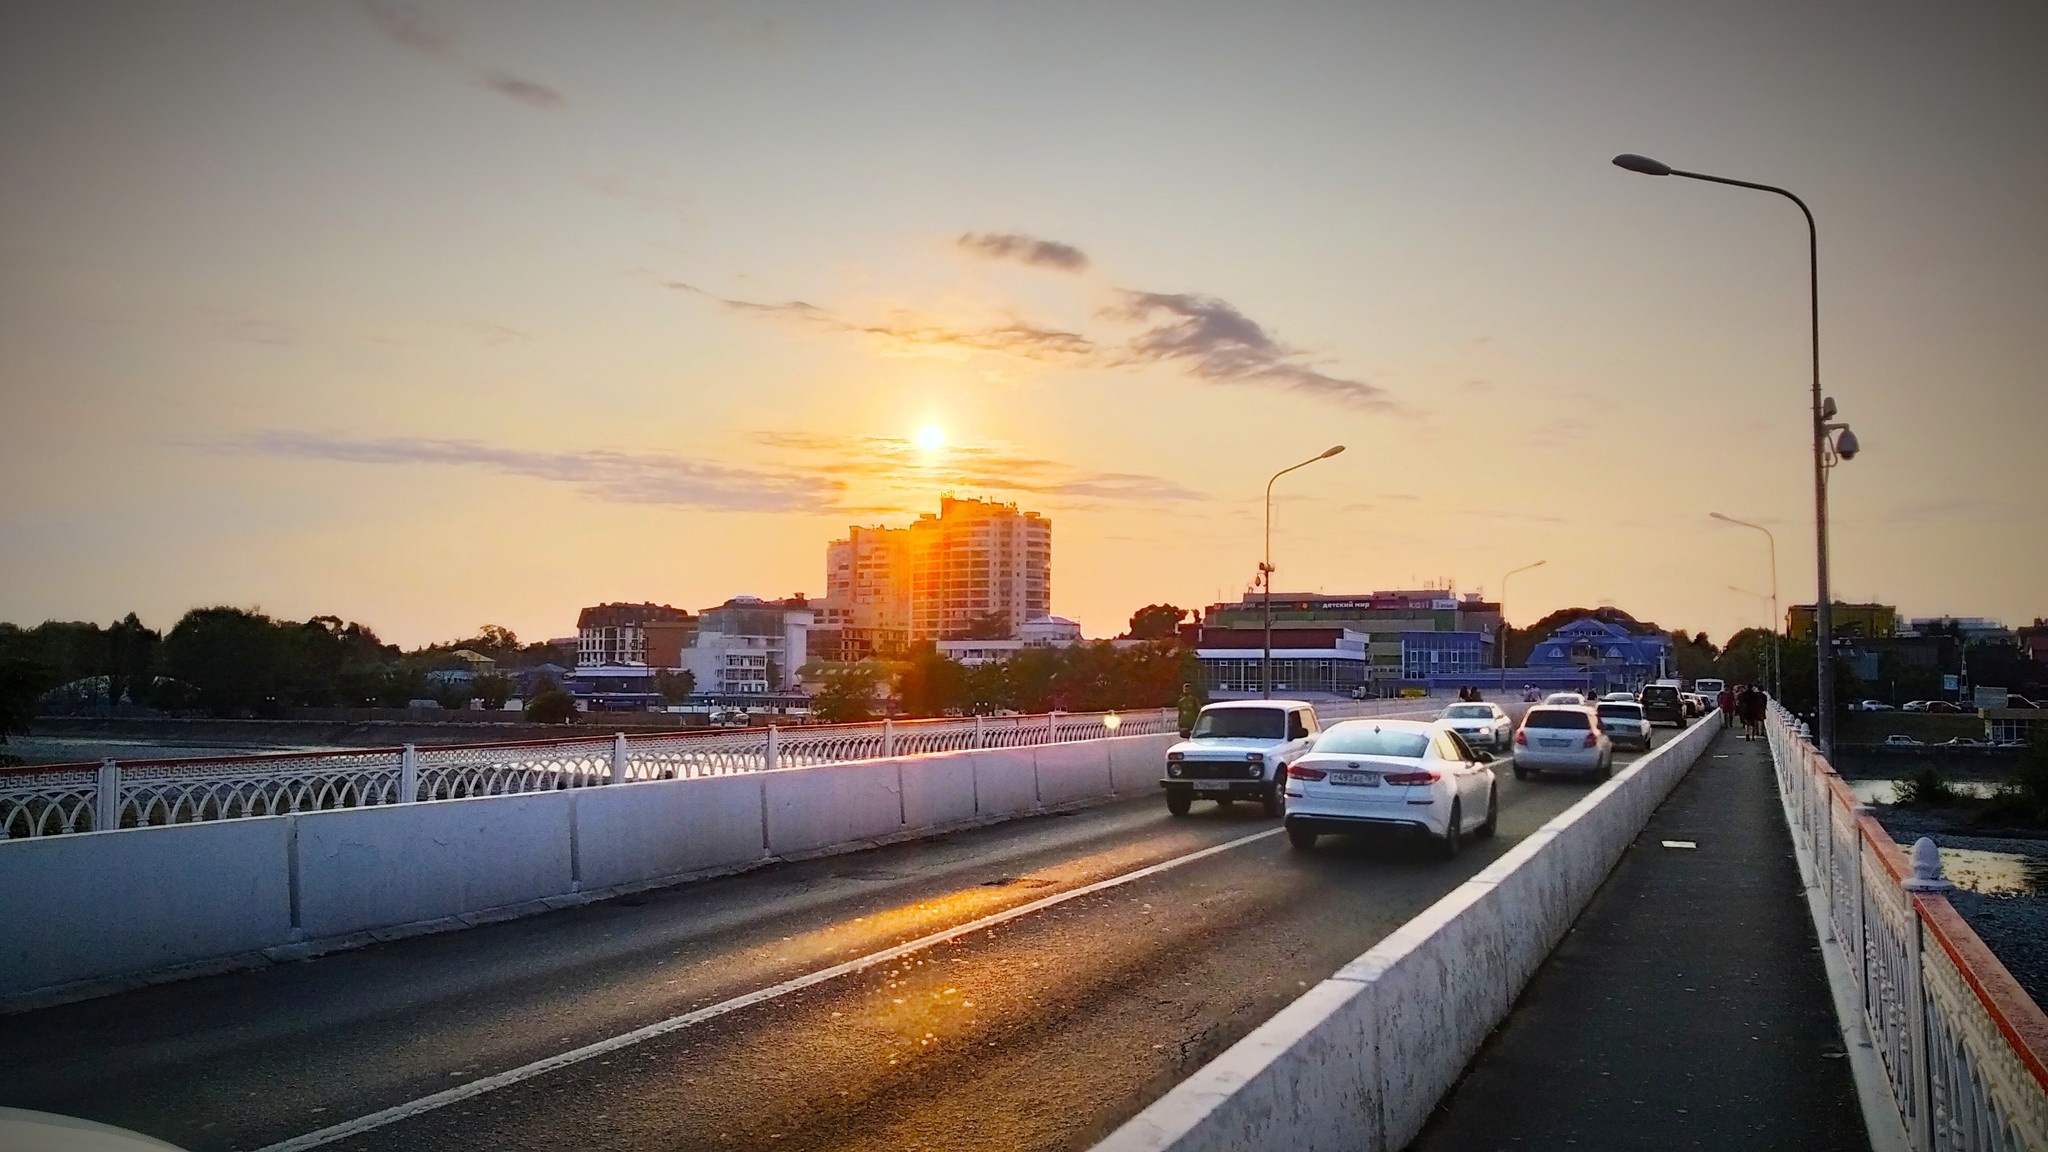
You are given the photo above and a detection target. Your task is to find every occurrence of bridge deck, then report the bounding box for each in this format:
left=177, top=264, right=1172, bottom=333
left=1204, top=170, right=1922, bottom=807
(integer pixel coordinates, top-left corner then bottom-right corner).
left=1409, top=728, right=1868, bottom=1150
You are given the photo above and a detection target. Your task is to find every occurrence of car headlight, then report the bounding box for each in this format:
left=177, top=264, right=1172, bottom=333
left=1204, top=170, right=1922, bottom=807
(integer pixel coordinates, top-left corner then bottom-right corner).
left=1245, top=752, right=1264, bottom=762
left=1168, top=764, right=1183, bottom=777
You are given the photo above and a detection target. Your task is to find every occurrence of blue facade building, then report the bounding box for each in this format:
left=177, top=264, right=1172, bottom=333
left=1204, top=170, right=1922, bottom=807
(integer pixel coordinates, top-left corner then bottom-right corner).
left=1524, top=617, right=1672, bottom=686
left=1400, top=631, right=1494, bottom=679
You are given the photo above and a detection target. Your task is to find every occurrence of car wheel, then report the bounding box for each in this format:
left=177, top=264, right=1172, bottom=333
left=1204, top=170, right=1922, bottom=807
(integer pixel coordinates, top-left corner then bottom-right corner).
left=1287, top=824, right=1317, bottom=851
left=1596, top=755, right=1612, bottom=782
left=1475, top=784, right=1499, bottom=838
left=1262, top=778, right=1286, bottom=818
left=1512, top=762, right=1531, bottom=781
left=1166, top=790, right=1192, bottom=817
left=1435, top=801, right=1462, bottom=860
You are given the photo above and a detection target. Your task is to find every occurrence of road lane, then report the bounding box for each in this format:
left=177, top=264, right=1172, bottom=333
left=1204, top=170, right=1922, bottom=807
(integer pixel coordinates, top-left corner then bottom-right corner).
left=0, top=704, right=1651, bottom=1151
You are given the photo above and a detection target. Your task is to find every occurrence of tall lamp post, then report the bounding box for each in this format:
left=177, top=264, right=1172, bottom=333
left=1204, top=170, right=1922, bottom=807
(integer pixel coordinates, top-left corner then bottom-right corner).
left=1498, top=559, right=1547, bottom=693
left=1262, top=445, right=1346, bottom=699
left=1711, top=512, right=1781, bottom=699
left=1613, top=152, right=1859, bottom=755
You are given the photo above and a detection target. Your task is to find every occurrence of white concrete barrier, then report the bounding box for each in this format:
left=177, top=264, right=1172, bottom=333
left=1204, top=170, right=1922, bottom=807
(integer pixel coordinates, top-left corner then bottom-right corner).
left=1096, top=714, right=1719, bottom=1152
left=973, top=747, right=1043, bottom=817
left=0, top=818, right=294, bottom=1001
left=1108, top=733, right=1176, bottom=798
left=900, top=749, right=980, bottom=832
left=574, top=772, right=768, bottom=890
left=295, top=790, right=576, bottom=940
left=763, top=758, right=905, bottom=856
left=1033, top=740, right=1115, bottom=808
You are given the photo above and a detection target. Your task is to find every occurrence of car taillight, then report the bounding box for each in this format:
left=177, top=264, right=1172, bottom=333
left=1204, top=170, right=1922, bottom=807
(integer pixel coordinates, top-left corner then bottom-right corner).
left=1385, top=770, right=1439, bottom=785
left=1583, top=732, right=1599, bottom=747
left=1287, top=764, right=1327, bottom=780
left=1514, top=729, right=1528, bottom=746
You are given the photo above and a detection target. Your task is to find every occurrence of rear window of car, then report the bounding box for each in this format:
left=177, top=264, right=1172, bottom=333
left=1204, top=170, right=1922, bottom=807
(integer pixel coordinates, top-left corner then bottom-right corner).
left=1314, top=727, right=1432, bottom=758
left=1640, top=686, right=1679, bottom=704
left=1444, top=705, right=1493, bottom=718
left=1191, top=707, right=1284, bottom=740
left=1524, top=709, right=1592, bottom=730
left=1597, top=704, right=1644, bottom=720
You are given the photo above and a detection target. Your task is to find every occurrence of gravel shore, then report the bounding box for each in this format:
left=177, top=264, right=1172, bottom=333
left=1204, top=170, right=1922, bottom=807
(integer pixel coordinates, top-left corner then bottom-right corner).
left=1872, top=806, right=2048, bottom=1009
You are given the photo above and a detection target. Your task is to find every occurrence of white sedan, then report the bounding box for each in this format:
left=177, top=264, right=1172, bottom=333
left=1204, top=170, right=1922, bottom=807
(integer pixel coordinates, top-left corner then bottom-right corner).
left=1512, top=705, right=1614, bottom=780
left=1438, top=701, right=1513, bottom=750
left=1543, top=691, right=1588, bottom=706
left=1282, top=719, right=1498, bottom=858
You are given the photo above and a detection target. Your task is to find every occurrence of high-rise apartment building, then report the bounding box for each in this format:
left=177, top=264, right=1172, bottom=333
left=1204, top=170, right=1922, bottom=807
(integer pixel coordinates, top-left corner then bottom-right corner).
left=821, top=496, right=1051, bottom=654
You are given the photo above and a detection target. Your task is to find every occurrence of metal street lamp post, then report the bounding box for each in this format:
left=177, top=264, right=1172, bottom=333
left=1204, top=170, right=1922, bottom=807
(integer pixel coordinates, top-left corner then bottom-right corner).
left=1712, top=512, right=1781, bottom=699
left=1613, top=152, right=1858, bottom=755
left=1498, top=560, right=1547, bottom=694
left=1262, top=445, right=1346, bottom=699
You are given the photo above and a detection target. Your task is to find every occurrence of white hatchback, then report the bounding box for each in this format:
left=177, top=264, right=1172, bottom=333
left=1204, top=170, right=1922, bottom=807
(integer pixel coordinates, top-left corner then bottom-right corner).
left=1512, top=705, right=1614, bottom=780
left=1282, top=720, right=1498, bottom=858
left=1438, top=701, right=1512, bottom=751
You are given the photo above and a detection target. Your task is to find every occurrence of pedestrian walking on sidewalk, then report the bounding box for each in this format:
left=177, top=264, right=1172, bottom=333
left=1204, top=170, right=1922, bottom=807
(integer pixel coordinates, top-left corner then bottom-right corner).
left=1740, top=684, right=1767, bottom=740
left=1717, top=686, right=1736, bottom=728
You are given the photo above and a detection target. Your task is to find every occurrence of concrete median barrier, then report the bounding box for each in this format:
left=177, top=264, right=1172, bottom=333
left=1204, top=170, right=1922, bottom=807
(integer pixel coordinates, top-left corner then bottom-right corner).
left=574, top=772, right=768, bottom=890
left=900, top=749, right=981, bottom=831
left=1096, top=713, right=1719, bottom=1152
left=973, top=747, right=1043, bottom=817
left=1033, top=741, right=1114, bottom=808
left=763, top=759, right=905, bottom=856
left=1108, top=733, right=1175, bottom=797
left=295, top=790, right=576, bottom=941
left=0, top=818, right=294, bottom=1004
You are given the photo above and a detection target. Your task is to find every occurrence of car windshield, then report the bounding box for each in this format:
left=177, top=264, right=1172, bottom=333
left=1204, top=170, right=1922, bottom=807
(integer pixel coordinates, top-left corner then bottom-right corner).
left=1641, top=687, right=1678, bottom=702
left=1525, top=709, right=1593, bottom=730
left=1597, top=704, right=1644, bottom=720
left=1444, top=705, right=1494, bottom=718
left=1544, top=694, right=1582, bottom=703
left=1190, top=708, right=1284, bottom=740
left=1313, top=727, right=1431, bottom=759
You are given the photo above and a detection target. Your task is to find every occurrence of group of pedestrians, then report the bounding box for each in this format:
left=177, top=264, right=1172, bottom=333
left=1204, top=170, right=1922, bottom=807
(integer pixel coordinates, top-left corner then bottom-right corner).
left=1718, top=682, right=1769, bottom=740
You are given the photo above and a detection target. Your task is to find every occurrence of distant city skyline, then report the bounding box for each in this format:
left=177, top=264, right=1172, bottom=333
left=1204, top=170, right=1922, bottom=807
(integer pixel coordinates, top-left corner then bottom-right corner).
left=3, top=0, right=2043, bottom=648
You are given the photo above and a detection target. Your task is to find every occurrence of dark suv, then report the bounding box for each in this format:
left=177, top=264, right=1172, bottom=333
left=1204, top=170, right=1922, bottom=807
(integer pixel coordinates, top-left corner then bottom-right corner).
left=1638, top=684, right=1686, bottom=727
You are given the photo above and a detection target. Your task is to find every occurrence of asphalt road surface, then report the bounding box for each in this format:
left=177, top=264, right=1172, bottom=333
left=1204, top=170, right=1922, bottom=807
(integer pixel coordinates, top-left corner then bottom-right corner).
left=0, top=702, right=1658, bottom=1152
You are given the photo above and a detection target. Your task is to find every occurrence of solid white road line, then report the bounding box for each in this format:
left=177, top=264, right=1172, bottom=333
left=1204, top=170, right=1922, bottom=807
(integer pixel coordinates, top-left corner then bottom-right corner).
left=255, top=826, right=1284, bottom=1152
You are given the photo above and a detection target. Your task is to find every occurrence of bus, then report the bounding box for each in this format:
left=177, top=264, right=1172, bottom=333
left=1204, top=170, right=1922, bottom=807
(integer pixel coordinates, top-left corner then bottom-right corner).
left=1693, top=678, right=1726, bottom=701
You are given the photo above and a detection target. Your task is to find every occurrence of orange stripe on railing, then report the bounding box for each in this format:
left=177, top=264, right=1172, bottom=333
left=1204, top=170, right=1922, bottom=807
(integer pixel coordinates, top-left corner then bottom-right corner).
left=1915, top=892, right=2048, bottom=1093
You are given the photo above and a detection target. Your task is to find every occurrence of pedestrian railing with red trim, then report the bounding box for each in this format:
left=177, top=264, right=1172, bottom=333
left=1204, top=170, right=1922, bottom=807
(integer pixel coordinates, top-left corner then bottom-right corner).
left=1768, top=703, right=2048, bottom=1150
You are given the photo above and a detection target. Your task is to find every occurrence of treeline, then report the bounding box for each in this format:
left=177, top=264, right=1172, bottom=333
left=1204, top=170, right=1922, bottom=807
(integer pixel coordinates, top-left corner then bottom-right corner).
left=808, top=639, right=1204, bottom=723
left=0, top=609, right=570, bottom=719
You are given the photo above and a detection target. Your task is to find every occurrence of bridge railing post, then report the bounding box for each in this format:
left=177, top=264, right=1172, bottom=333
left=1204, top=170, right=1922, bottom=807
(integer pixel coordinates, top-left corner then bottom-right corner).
left=1048, top=710, right=1062, bottom=744
left=973, top=714, right=985, bottom=750
left=883, top=718, right=896, bottom=758
left=611, top=732, right=628, bottom=785
left=765, top=725, right=780, bottom=772
left=398, top=743, right=419, bottom=803
left=95, top=759, right=120, bottom=832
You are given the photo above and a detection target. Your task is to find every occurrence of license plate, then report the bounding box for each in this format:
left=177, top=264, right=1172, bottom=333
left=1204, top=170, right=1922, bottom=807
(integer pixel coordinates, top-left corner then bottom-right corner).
left=1192, top=780, right=1233, bottom=792
left=1329, top=770, right=1379, bottom=787
left=1541, top=739, right=1570, bottom=748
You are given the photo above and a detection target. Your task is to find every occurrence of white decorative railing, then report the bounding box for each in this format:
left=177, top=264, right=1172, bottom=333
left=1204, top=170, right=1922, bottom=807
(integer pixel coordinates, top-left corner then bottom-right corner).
left=0, top=694, right=1433, bottom=840
left=1766, top=704, right=2048, bottom=1150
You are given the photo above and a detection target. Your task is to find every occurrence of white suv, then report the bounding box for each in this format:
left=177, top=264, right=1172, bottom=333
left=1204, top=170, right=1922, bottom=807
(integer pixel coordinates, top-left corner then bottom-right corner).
left=1162, top=700, right=1319, bottom=817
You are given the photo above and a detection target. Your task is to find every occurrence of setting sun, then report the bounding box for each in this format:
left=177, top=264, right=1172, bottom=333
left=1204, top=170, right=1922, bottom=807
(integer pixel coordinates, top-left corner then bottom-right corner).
left=915, top=424, right=946, bottom=452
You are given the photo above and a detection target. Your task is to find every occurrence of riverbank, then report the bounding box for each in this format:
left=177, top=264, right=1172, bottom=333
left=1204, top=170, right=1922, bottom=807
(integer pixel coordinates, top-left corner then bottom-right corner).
left=1871, top=805, right=2048, bottom=1009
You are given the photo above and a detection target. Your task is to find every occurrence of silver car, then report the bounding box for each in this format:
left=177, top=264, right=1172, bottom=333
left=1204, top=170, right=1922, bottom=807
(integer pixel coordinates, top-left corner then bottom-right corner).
left=1438, top=701, right=1512, bottom=751
left=1512, top=705, right=1614, bottom=780
left=1594, top=701, right=1654, bottom=751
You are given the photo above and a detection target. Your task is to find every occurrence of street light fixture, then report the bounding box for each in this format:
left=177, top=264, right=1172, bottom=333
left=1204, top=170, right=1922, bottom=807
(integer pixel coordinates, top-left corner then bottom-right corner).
left=1262, top=445, right=1346, bottom=699
left=1498, top=560, right=1547, bottom=693
left=1710, top=512, right=1781, bottom=699
left=1613, top=151, right=1860, bottom=754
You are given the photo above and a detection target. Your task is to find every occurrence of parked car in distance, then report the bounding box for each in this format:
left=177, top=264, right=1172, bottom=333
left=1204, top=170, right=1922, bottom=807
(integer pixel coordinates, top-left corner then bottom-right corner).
left=1439, top=701, right=1513, bottom=751
left=1595, top=702, right=1654, bottom=751
left=1512, top=706, right=1614, bottom=780
left=2008, top=695, right=2040, bottom=709
left=1944, top=737, right=1985, bottom=747
left=1282, top=719, right=1497, bottom=858
left=1638, top=683, right=1687, bottom=727
left=1599, top=691, right=1637, bottom=703
left=1902, top=700, right=1931, bottom=712
left=1543, top=691, right=1588, bottom=706
left=1884, top=734, right=1923, bottom=746
left=1162, top=700, right=1318, bottom=817
left=1926, top=701, right=1963, bottom=714
left=1853, top=699, right=1895, bottom=712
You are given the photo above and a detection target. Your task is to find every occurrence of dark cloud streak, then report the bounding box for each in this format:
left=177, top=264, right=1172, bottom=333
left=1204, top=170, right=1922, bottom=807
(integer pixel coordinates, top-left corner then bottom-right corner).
left=1114, top=292, right=1393, bottom=410
left=958, top=232, right=1090, bottom=272
left=356, top=0, right=566, bottom=111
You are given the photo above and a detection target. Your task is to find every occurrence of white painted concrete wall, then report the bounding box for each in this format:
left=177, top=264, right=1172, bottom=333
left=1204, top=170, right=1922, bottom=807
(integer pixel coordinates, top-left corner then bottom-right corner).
left=1095, top=714, right=1720, bottom=1152
left=0, top=730, right=1179, bottom=1010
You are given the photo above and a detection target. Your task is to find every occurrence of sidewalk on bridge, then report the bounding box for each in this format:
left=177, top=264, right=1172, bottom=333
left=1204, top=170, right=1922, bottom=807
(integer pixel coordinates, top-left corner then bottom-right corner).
left=1407, top=727, right=1869, bottom=1151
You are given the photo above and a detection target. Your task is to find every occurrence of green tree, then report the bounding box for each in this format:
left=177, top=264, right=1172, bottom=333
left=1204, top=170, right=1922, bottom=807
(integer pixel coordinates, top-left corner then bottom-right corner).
left=474, top=673, right=516, bottom=710
left=1717, top=628, right=1778, bottom=687
left=895, top=644, right=967, bottom=717
left=524, top=688, right=579, bottom=724
left=655, top=669, right=696, bottom=704
left=1668, top=630, right=1721, bottom=681
left=160, top=607, right=296, bottom=716
left=1126, top=604, right=1189, bottom=640
left=811, top=661, right=886, bottom=722
left=0, top=658, right=57, bottom=765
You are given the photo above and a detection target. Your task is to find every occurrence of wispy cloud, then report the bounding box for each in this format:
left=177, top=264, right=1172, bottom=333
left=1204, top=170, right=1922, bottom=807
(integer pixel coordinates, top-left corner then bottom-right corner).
left=239, top=432, right=834, bottom=513
left=958, top=232, right=1089, bottom=272
left=357, top=1, right=566, bottom=110
left=1113, top=292, right=1393, bottom=410
left=756, top=432, right=1204, bottom=504
left=667, top=282, right=1094, bottom=362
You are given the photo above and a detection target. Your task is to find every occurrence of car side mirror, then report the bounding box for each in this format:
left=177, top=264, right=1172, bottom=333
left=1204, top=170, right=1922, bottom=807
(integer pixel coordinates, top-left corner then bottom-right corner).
left=1475, top=751, right=1494, bottom=763
left=1178, top=727, right=1192, bottom=739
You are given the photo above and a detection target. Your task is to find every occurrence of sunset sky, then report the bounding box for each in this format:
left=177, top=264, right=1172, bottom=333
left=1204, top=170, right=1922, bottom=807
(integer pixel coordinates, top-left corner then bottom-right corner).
left=3, top=0, right=2043, bottom=647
